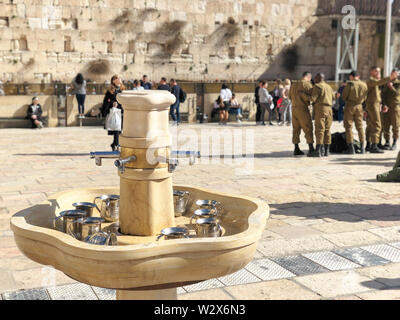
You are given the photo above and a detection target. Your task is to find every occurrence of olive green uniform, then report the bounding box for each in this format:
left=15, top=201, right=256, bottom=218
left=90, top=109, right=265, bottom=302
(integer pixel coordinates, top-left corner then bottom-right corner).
left=382, top=80, right=400, bottom=141
left=366, top=77, right=391, bottom=144
left=341, top=79, right=368, bottom=144
left=311, top=81, right=335, bottom=145
left=289, top=80, right=314, bottom=145
left=377, top=150, right=400, bottom=182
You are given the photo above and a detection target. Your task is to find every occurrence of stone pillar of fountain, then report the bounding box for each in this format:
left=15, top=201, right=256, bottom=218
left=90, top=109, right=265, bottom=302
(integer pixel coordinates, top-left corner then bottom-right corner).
left=116, top=91, right=176, bottom=236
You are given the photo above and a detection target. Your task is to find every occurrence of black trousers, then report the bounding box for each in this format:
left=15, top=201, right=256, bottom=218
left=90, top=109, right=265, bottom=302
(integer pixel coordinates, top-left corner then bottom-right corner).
left=256, top=103, right=262, bottom=122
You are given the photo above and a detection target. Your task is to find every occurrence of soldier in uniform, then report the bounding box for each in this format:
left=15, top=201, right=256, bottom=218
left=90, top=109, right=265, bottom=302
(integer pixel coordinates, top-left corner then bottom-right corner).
left=341, top=71, right=368, bottom=154
left=365, top=67, right=398, bottom=153
left=381, top=74, right=400, bottom=151
left=288, top=71, right=315, bottom=156
left=309, top=73, right=335, bottom=157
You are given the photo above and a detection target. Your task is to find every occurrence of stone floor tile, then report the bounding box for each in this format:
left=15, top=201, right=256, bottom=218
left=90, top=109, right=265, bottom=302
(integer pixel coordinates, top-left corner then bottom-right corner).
left=294, top=270, right=385, bottom=298
left=91, top=286, right=116, bottom=300
left=302, top=251, right=360, bottom=271
left=361, top=244, right=400, bottom=262
left=357, top=262, right=400, bottom=288
left=47, top=283, right=98, bottom=300
left=311, top=221, right=375, bottom=234
left=245, top=258, right=295, bottom=281
left=218, top=269, right=261, bottom=286
left=322, top=231, right=382, bottom=247
left=2, top=288, right=50, bottom=300
left=224, top=280, right=321, bottom=300
left=272, top=255, right=329, bottom=276
left=258, top=237, right=337, bottom=258
left=357, top=289, right=400, bottom=300
left=179, top=288, right=233, bottom=300
left=268, top=225, right=323, bottom=239
left=183, top=279, right=225, bottom=292
left=368, top=226, right=400, bottom=242
left=334, top=247, right=390, bottom=267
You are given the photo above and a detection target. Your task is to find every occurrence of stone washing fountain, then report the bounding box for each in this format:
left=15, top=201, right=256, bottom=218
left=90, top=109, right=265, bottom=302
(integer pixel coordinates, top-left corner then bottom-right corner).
left=10, top=91, right=269, bottom=300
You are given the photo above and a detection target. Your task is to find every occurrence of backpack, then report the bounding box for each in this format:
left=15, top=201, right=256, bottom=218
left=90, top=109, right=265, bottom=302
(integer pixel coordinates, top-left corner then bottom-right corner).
left=179, top=88, right=187, bottom=103
left=330, top=132, right=361, bottom=154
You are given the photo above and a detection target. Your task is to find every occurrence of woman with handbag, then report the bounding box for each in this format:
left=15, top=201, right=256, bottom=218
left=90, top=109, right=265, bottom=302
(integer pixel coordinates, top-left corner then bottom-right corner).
left=102, top=74, right=126, bottom=151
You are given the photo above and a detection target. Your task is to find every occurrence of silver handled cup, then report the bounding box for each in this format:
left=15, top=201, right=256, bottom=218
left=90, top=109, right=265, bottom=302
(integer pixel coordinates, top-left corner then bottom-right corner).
left=84, top=231, right=118, bottom=246
left=173, top=190, right=190, bottom=217
left=76, top=217, right=104, bottom=240
left=93, top=195, right=120, bottom=222
left=195, top=199, right=222, bottom=215
left=190, top=208, right=218, bottom=226
left=72, top=202, right=97, bottom=218
left=194, top=217, right=223, bottom=238
left=56, top=210, right=86, bottom=239
left=156, top=227, right=190, bottom=241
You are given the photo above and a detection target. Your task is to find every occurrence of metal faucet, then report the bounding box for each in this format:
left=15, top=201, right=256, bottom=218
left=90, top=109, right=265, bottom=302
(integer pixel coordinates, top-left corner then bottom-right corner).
left=90, top=151, right=121, bottom=166
left=90, top=150, right=200, bottom=173
left=114, top=156, right=137, bottom=173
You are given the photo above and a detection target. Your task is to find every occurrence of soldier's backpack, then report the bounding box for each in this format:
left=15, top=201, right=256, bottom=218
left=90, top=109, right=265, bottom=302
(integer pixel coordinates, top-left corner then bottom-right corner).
left=330, top=132, right=361, bottom=153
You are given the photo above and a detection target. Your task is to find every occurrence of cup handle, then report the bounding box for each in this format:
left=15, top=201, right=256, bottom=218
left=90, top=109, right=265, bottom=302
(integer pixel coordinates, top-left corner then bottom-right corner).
left=190, top=215, right=196, bottom=226
left=52, top=215, right=63, bottom=230
left=93, top=197, right=101, bottom=213
left=156, top=234, right=164, bottom=241
left=217, top=224, right=223, bottom=237
left=66, top=223, right=79, bottom=240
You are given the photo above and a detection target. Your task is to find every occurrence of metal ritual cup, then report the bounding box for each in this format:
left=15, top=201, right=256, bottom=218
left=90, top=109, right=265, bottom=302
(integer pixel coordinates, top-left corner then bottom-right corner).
left=72, top=202, right=97, bottom=218
left=190, top=208, right=218, bottom=226
left=195, top=199, right=222, bottom=215
left=84, top=231, right=118, bottom=246
left=93, top=195, right=120, bottom=222
left=57, top=210, right=86, bottom=238
left=156, top=227, right=190, bottom=241
left=194, top=217, right=223, bottom=238
left=77, top=217, right=104, bottom=241
left=173, top=190, right=190, bottom=217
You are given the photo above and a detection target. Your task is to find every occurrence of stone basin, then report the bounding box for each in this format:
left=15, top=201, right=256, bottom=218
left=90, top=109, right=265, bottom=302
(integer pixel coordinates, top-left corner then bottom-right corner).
left=10, top=185, right=269, bottom=291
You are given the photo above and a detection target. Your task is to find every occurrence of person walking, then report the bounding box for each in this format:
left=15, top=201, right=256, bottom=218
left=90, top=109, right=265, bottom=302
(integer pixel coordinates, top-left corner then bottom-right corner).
left=272, top=79, right=283, bottom=123
left=341, top=71, right=368, bottom=155
left=102, top=74, right=126, bottom=151
left=71, top=73, right=87, bottom=118
left=309, top=73, right=335, bottom=157
left=365, top=67, right=398, bottom=153
left=255, top=81, right=263, bottom=125
left=278, top=79, right=292, bottom=126
left=169, top=78, right=181, bottom=126
left=259, top=81, right=274, bottom=126
left=288, top=71, right=315, bottom=156
left=381, top=77, right=400, bottom=150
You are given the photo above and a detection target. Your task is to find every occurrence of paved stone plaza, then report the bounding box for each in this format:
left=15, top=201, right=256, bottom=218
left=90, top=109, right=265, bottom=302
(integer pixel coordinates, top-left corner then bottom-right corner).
left=1, top=121, right=400, bottom=300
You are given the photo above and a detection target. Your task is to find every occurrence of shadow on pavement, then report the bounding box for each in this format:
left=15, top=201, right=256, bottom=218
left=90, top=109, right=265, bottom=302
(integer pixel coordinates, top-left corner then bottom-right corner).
left=269, top=202, right=400, bottom=223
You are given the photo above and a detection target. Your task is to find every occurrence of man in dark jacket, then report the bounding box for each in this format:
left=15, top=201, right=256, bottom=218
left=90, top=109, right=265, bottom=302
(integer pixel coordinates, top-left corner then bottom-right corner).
left=157, top=77, right=170, bottom=91
left=27, top=96, right=44, bottom=129
left=141, top=75, right=152, bottom=90
left=170, top=79, right=181, bottom=126
left=255, top=81, right=263, bottom=124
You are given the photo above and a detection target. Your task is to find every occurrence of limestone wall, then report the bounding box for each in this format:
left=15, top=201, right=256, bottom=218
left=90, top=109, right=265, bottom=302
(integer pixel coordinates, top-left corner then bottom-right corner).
left=0, top=0, right=331, bottom=83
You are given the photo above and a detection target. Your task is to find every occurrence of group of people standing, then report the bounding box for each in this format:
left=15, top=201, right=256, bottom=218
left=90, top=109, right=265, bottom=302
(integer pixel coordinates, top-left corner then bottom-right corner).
left=254, top=79, right=292, bottom=126
left=287, top=67, right=400, bottom=158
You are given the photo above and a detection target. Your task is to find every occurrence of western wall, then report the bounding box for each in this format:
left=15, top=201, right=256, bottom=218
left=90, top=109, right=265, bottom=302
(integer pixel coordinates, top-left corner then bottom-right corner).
left=0, top=0, right=388, bottom=84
